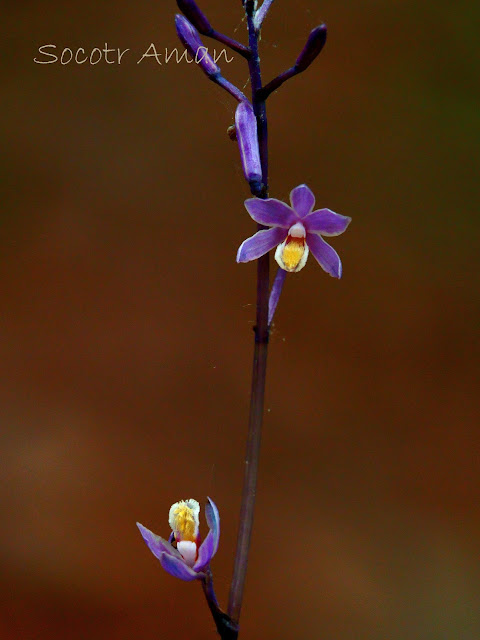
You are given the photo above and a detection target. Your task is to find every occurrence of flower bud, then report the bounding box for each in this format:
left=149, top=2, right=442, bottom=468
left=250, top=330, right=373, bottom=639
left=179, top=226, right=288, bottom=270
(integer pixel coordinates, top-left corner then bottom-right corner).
left=177, top=0, right=212, bottom=36
left=175, top=14, right=219, bottom=77
left=235, top=102, right=262, bottom=185
left=295, top=25, right=327, bottom=72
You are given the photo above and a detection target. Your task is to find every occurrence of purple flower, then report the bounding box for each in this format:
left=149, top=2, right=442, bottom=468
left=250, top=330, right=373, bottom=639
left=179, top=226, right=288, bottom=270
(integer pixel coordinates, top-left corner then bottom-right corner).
left=137, top=497, right=220, bottom=581
left=236, top=184, right=351, bottom=277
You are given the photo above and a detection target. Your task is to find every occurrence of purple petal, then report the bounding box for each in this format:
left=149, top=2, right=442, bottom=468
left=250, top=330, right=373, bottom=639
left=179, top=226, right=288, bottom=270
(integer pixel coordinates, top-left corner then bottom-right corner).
left=303, top=209, right=351, bottom=236
left=160, top=551, right=202, bottom=581
left=205, top=497, right=220, bottom=557
left=244, top=198, right=297, bottom=228
left=290, top=184, right=315, bottom=218
left=236, top=227, right=287, bottom=263
left=306, top=233, right=343, bottom=278
left=193, top=530, right=214, bottom=571
left=236, top=102, right=262, bottom=184
left=137, top=522, right=181, bottom=561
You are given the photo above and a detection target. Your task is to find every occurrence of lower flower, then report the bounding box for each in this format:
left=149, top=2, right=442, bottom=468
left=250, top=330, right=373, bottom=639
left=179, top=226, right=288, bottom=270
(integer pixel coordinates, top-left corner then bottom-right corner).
left=137, top=497, right=220, bottom=581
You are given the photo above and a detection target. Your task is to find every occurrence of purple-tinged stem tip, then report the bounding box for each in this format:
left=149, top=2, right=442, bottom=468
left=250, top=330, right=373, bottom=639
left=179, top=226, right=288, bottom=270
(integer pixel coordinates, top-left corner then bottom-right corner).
left=177, top=0, right=212, bottom=36
left=253, top=0, right=276, bottom=32
left=235, top=102, right=263, bottom=187
left=295, top=24, right=327, bottom=72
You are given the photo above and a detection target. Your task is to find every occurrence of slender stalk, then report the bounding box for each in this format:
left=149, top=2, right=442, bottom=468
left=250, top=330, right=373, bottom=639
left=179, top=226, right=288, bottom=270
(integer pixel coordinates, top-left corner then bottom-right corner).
left=208, top=29, right=251, bottom=58
left=202, top=571, right=239, bottom=640
left=228, top=0, right=270, bottom=626
left=213, top=74, right=249, bottom=103
left=258, top=66, right=297, bottom=99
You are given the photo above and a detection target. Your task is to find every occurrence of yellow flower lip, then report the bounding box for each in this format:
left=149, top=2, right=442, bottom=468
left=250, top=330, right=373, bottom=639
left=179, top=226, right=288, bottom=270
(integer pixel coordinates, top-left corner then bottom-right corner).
left=282, top=237, right=306, bottom=271
left=275, top=222, right=309, bottom=272
left=168, top=499, right=200, bottom=542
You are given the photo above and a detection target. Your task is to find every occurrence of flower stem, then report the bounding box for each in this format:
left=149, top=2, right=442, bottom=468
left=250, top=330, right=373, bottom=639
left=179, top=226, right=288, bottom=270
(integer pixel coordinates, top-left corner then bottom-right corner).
left=208, top=29, right=251, bottom=58
left=213, top=74, right=249, bottom=103
left=202, top=571, right=239, bottom=640
left=228, top=0, right=270, bottom=626
left=258, top=66, right=298, bottom=99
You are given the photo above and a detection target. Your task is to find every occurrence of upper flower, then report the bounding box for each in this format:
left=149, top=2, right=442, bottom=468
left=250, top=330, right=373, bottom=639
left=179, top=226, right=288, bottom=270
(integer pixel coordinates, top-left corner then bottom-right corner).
left=137, top=497, right=220, bottom=581
left=236, top=184, right=351, bottom=277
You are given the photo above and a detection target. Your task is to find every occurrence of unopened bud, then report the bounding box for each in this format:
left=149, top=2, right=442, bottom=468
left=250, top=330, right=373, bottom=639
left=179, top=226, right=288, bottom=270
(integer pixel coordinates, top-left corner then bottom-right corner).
left=235, top=102, right=262, bottom=185
left=175, top=14, right=219, bottom=77
left=295, top=25, right=327, bottom=72
left=177, top=0, right=212, bottom=36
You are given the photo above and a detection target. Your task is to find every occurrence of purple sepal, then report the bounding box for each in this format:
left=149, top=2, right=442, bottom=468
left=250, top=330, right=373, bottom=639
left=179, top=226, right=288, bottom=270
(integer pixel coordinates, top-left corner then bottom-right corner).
left=205, top=497, right=220, bottom=557
left=235, top=102, right=262, bottom=184
left=290, top=184, right=315, bottom=217
left=304, top=209, right=352, bottom=236
left=193, top=530, right=214, bottom=571
left=244, top=197, right=297, bottom=228
left=295, top=25, right=327, bottom=72
left=137, top=522, right=181, bottom=561
left=306, top=232, right=342, bottom=278
left=177, top=0, right=212, bottom=35
left=237, top=227, right=287, bottom=263
left=160, top=550, right=203, bottom=581
left=192, top=497, right=219, bottom=571
left=175, top=14, right=219, bottom=77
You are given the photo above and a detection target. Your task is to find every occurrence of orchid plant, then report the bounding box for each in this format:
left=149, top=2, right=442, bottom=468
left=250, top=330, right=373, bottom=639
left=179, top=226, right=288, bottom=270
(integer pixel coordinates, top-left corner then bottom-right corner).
left=137, top=1, right=351, bottom=638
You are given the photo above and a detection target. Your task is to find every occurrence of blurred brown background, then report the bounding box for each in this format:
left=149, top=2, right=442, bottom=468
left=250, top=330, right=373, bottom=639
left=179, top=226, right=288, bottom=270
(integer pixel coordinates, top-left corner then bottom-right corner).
left=1, top=1, right=479, bottom=638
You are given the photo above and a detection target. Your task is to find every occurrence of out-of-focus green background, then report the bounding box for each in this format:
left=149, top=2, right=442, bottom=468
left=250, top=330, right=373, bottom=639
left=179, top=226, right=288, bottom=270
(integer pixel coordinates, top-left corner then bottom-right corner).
left=1, top=1, right=478, bottom=638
